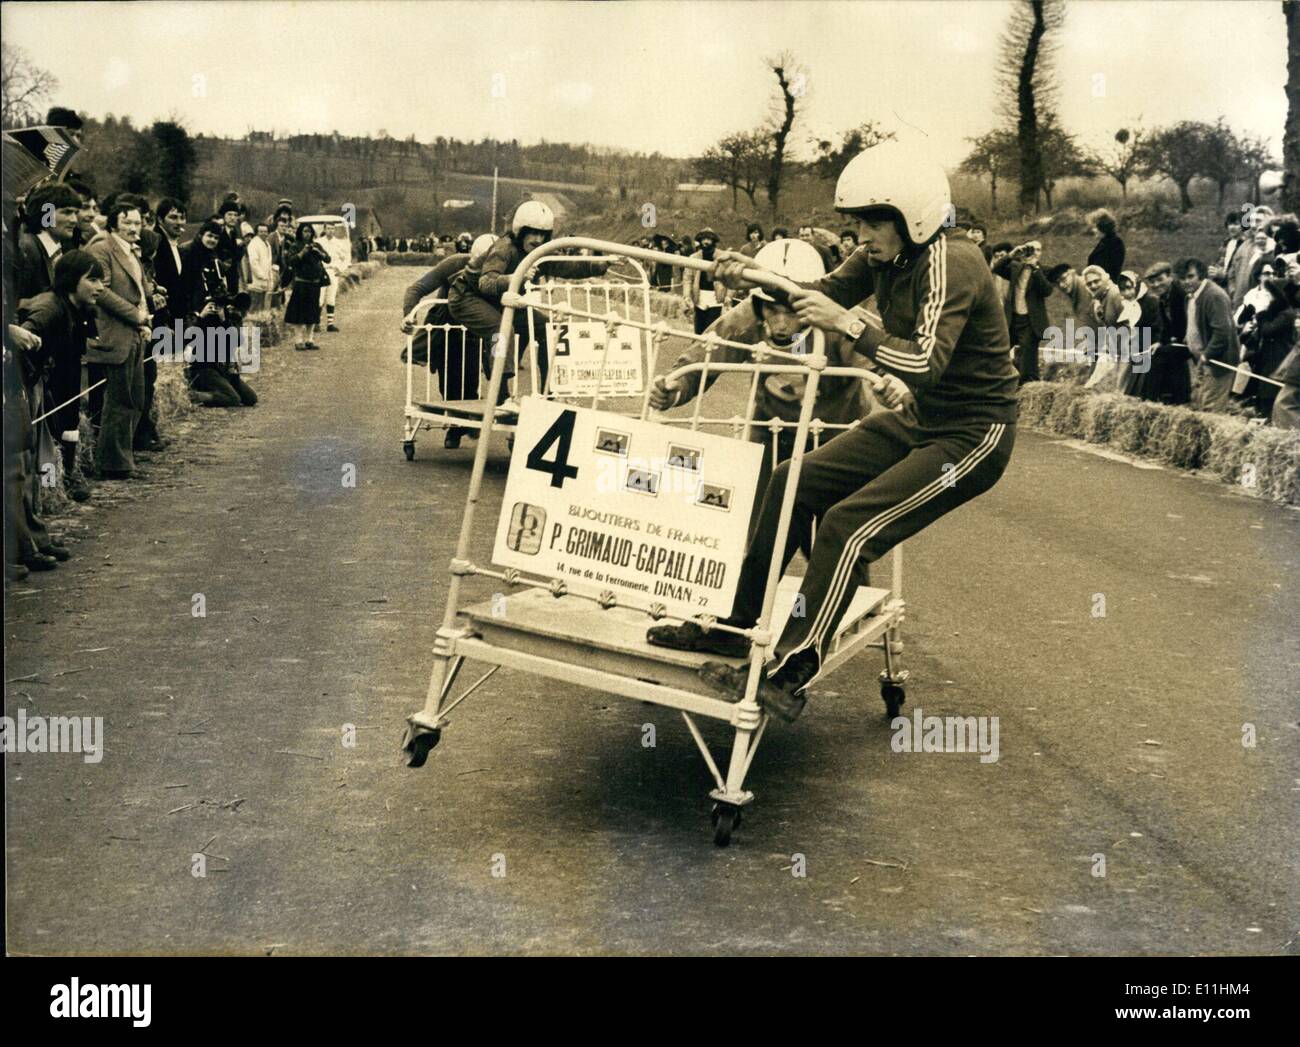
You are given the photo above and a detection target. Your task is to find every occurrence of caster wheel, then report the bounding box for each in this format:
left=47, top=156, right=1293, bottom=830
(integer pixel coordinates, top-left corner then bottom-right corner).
left=443, top=430, right=462, bottom=450
left=401, top=726, right=441, bottom=768
left=402, top=440, right=416, bottom=461
left=711, top=802, right=742, bottom=847
left=881, top=683, right=906, bottom=719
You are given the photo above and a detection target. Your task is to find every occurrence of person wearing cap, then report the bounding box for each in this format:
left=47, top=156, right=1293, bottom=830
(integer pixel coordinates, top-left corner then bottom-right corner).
left=646, top=238, right=877, bottom=540
left=992, top=240, right=1051, bottom=385
left=1140, top=261, right=1192, bottom=405
left=683, top=228, right=724, bottom=334
left=655, top=142, right=1017, bottom=723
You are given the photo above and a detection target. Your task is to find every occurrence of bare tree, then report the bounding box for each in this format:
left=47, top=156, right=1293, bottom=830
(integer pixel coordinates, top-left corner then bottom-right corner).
left=1138, top=121, right=1209, bottom=212
left=1, top=43, right=58, bottom=128
left=996, top=0, right=1065, bottom=212
left=1285, top=0, right=1300, bottom=213
left=695, top=130, right=768, bottom=209
left=1097, top=127, right=1143, bottom=199
left=764, top=51, right=805, bottom=219
left=1236, top=132, right=1276, bottom=206
left=1037, top=115, right=1097, bottom=209
left=812, top=121, right=895, bottom=181
left=1199, top=118, right=1247, bottom=209
left=959, top=129, right=1017, bottom=214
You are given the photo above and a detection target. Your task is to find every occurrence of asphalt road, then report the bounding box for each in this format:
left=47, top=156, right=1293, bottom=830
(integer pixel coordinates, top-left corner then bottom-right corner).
left=5, top=267, right=1297, bottom=955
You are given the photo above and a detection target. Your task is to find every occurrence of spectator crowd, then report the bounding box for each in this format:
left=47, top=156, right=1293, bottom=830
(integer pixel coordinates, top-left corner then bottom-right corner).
left=627, top=205, right=1300, bottom=428
left=3, top=106, right=367, bottom=582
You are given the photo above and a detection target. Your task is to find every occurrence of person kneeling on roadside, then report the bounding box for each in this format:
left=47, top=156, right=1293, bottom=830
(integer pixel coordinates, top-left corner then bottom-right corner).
left=647, top=142, right=1018, bottom=724
left=448, top=201, right=611, bottom=405
left=649, top=237, right=882, bottom=541
left=183, top=240, right=257, bottom=408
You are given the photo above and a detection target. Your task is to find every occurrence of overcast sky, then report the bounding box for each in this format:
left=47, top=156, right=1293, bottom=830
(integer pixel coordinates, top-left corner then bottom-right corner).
left=2, top=0, right=1289, bottom=166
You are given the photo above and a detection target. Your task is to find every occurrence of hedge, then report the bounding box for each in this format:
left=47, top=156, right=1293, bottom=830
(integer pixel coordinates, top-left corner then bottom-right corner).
left=1017, top=382, right=1300, bottom=505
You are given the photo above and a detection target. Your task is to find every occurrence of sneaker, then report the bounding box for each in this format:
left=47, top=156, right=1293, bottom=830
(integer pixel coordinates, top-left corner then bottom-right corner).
left=326, top=322, right=339, bottom=332
left=698, top=660, right=810, bottom=723
left=305, top=341, right=321, bottom=350
left=646, top=620, right=750, bottom=657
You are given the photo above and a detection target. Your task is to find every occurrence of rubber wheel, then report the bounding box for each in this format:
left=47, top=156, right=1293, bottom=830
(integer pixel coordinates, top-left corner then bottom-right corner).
left=402, top=440, right=416, bottom=461
left=402, top=726, right=441, bottom=768
left=711, top=803, right=742, bottom=847
left=881, top=683, right=906, bottom=719
left=443, top=430, right=462, bottom=450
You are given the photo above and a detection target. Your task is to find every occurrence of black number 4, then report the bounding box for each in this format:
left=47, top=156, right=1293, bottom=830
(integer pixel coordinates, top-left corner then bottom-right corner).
left=526, top=409, right=580, bottom=489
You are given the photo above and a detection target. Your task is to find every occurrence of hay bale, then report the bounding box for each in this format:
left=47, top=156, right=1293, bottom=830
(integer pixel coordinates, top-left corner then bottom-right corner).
left=1080, top=393, right=1126, bottom=443
left=1046, top=384, right=1089, bottom=435
left=1015, top=381, right=1057, bottom=427
left=1151, top=408, right=1213, bottom=469
left=153, top=365, right=196, bottom=427
left=1111, top=399, right=1163, bottom=455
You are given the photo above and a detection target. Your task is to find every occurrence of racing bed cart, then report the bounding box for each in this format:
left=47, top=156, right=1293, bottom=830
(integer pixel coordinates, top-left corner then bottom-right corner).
left=401, top=237, right=908, bottom=847
left=400, top=255, right=653, bottom=457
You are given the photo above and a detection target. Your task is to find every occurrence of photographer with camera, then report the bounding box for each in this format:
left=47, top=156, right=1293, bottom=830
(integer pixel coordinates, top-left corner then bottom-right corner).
left=284, top=223, right=332, bottom=351
left=991, top=240, right=1051, bottom=386
left=177, top=221, right=257, bottom=407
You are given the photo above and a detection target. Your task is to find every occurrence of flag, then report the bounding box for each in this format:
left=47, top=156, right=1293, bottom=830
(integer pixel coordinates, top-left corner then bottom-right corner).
left=4, top=124, right=80, bottom=179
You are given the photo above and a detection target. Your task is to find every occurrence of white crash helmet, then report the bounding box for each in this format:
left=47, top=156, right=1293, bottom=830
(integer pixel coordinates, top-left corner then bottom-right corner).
left=835, top=141, right=952, bottom=247
left=511, top=200, right=555, bottom=236
left=750, top=238, right=826, bottom=302
left=469, top=233, right=497, bottom=263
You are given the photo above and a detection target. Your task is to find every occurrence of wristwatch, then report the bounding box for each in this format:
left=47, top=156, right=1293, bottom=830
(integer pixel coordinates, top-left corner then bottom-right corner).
left=843, top=314, right=867, bottom=341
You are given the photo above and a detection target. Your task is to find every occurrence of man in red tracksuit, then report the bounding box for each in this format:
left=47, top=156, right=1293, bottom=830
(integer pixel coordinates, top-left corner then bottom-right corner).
left=648, top=141, right=1018, bottom=722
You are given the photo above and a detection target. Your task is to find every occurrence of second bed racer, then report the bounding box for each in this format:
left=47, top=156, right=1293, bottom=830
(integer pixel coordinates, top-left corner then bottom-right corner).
left=647, top=141, right=1020, bottom=723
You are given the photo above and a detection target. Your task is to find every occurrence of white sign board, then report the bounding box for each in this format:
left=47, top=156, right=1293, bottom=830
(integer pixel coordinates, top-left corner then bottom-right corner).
left=492, top=397, right=763, bottom=619
left=546, top=320, right=644, bottom=397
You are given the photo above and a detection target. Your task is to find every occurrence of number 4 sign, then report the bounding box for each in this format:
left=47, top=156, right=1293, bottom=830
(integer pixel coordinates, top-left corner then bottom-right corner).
left=492, top=397, right=763, bottom=619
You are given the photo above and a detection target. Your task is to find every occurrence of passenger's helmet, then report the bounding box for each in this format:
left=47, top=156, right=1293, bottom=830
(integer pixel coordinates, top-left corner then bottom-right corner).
left=750, top=238, right=826, bottom=303
left=469, top=234, right=497, bottom=263
left=511, top=201, right=555, bottom=236
left=835, top=141, right=952, bottom=247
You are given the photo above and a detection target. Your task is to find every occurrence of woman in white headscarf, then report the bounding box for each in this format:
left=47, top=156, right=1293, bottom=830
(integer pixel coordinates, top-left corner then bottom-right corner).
left=1115, top=270, right=1160, bottom=397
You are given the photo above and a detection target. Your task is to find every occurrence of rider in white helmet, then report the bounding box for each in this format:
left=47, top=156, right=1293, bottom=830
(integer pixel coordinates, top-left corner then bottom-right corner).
left=448, top=200, right=611, bottom=403
left=655, top=141, right=1019, bottom=724
left=401, top=233, right=502, bottom=417
left=646, top=236, right=878, bottom=566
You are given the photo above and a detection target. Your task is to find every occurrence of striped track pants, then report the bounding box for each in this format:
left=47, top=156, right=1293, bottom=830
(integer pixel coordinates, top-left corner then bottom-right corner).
left=727, top=409, right=1016, bottom=685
